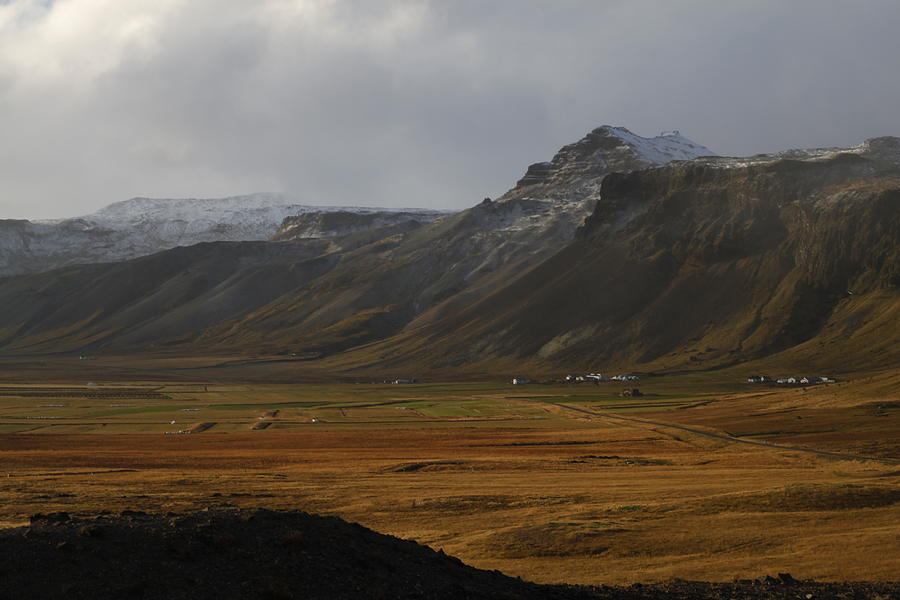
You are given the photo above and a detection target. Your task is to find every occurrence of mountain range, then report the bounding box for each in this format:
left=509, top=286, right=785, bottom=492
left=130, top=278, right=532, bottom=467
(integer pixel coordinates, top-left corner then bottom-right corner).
left=0, top=126, right=896, bottom=377
left=0, top=194, right=450, bottom=276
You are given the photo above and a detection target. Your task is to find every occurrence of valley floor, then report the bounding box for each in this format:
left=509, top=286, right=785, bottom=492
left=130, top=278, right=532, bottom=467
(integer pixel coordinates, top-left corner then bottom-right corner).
left=0, top=372, right=897, bottom=585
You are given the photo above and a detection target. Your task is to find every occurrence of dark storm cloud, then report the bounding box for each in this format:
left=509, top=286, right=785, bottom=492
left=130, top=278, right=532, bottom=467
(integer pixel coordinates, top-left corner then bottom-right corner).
left=1, top=0, right=899, bottom=218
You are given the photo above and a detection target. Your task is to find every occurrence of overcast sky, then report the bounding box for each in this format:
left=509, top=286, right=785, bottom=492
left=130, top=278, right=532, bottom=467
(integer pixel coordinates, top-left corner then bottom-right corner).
left=2, top=0, right=899, bottom=219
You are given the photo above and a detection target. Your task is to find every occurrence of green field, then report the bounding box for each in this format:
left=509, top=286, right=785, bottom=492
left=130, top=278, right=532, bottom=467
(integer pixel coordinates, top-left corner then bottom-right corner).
left=0, top=378, right=736, bottom=434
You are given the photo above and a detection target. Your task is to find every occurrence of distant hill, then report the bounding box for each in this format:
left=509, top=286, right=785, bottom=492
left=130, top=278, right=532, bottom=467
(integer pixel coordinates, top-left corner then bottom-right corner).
left=0, top=193, right=451, bottom=276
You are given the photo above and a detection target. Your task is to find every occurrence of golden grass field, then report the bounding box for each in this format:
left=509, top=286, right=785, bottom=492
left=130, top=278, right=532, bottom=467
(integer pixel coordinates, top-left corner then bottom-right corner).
left=1, top=368, right=897, bottom=585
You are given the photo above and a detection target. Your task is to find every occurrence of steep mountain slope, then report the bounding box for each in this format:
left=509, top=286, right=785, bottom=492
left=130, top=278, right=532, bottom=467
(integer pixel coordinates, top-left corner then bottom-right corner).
left=342, top=137, right=900, bottom=374
left=0, top=240, right=333, bottom=353
left=0, top=126, right=714, bottom=356
left=0, top=193, right=450, bottom=276
left=189, top=127, right=716, bottom=351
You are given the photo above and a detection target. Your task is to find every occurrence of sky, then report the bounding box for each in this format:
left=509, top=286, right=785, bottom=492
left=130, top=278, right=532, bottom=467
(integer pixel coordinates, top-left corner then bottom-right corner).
left=1, top=0, right=900, bottom=219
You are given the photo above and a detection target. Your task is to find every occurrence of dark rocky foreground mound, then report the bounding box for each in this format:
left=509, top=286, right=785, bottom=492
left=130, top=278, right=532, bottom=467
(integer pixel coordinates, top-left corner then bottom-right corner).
left=1, top=510, right=897, bottom=600
left=1, top=510, right=556, bottom=600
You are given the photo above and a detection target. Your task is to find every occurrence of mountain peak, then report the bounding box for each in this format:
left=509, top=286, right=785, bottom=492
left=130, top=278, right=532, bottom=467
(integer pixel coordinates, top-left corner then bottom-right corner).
left=515, top=125, right=715, bottom=188
left=588, top=125, right=716, bottom=163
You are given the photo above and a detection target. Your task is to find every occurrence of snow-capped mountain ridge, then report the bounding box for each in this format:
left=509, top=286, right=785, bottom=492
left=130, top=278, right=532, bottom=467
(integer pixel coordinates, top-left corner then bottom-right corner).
left=592, top=126, right=716, bottom=164
left=0, top=126, right=720, bottom=278
left=693, top=135, right=900, bottom=169
left=1, top=193, right=455, bottom=276
left=478, top=126, right=716, bottom=252
left=79, top=193, right=448, bottom=226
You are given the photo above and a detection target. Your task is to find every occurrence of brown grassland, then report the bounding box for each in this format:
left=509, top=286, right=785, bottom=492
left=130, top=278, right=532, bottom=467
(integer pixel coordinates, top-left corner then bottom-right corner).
left=0, top=362, right=897, bottom=585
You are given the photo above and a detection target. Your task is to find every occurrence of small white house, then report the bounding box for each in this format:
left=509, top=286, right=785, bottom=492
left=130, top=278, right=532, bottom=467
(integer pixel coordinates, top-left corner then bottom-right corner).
left=585, top=373, right=611, bottom=382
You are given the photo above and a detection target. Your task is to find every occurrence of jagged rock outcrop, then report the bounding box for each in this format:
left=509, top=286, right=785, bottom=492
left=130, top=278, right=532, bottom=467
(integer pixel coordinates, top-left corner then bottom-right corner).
left=496, top=127, right=715, bottom=253
left=516, top=126, right=714, bottom=189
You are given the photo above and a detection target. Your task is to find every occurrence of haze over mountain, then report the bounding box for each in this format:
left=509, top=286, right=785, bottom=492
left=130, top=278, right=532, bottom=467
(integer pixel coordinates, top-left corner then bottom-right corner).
left=0, top=126, right=896, bottom=378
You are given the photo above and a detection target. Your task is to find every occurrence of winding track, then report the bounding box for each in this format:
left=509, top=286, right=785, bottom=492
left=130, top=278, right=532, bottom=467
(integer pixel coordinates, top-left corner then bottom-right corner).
left=549, top=402, right=900, bottom=465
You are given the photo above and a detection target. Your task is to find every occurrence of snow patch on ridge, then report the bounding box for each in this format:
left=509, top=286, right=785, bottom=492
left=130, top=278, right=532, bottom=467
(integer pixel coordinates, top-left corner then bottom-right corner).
left=4, top=193, right=455, bottom=276
left=40, top=193, right=448, bottom=228
left=689, top=136, right=900, bottom=170
left=598, top=126, right=717, bottom=163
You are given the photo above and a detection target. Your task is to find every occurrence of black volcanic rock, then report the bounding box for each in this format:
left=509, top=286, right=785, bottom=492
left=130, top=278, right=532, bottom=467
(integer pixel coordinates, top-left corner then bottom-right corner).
left=1, top=510, right=895, bottom=600
left=1, top=510, right=563, bottom=600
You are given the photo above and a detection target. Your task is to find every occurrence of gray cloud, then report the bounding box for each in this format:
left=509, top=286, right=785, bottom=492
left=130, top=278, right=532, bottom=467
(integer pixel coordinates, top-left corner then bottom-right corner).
left=1, top=0, right=899, bottom=219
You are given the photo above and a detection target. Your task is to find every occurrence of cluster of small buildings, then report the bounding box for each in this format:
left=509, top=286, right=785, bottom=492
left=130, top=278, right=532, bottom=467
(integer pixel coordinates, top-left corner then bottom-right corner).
left=565, top=373, right=640, bottom=383
left=746, top=375, right=837, bottom=385
left=510, top=373, right=641, bottom=385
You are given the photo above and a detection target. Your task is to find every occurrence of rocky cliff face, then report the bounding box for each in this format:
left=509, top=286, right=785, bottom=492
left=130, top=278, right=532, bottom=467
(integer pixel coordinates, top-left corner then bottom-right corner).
left=359, top=137, right=900, bottom=373
left=485, top=126, right=715, bottom=257
left=572, top=144, right=900, bottom=366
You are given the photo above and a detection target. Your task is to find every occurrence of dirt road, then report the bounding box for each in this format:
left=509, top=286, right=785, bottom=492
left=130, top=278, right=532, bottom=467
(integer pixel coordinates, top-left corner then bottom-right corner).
left=550, top=402, right=900, bottom=465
